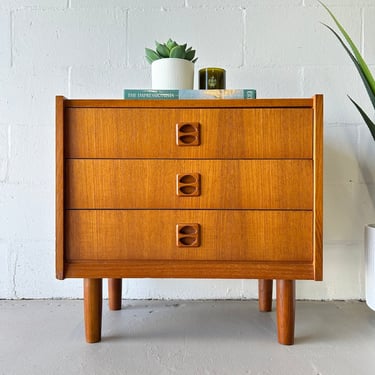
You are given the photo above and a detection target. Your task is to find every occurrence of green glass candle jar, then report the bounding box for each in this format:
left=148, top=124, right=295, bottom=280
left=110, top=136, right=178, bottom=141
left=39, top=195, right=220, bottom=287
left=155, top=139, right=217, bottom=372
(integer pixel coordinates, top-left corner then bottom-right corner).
left=199, top=67, right=226, bottom=89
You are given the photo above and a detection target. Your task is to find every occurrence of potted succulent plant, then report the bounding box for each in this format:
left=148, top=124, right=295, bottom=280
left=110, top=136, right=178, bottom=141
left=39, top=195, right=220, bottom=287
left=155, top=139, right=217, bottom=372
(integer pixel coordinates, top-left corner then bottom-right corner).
left=320, top=1, right=375, bottom=310
left=145, top=38, right=198, bottom=90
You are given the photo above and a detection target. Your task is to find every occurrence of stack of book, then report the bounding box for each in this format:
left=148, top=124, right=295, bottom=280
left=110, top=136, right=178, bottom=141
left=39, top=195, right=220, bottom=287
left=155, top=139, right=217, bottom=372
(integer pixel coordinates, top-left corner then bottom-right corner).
left=123, top=89, right=256, bottom=100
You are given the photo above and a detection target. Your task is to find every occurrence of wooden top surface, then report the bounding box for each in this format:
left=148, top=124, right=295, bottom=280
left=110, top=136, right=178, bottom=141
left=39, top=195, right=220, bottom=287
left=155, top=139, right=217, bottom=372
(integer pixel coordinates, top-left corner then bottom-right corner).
left=58, top=96, right=318, bottom=109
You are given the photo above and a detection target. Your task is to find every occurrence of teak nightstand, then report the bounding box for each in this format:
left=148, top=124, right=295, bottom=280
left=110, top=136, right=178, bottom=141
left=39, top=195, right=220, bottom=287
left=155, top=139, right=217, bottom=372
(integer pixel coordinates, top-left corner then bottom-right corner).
left=56, top=95, right=323, bottom=345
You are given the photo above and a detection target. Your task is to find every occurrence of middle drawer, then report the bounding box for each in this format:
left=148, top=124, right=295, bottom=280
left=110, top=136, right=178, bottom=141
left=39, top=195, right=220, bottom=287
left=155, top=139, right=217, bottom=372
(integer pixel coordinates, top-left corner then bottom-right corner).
left=65, top=159, right=313, bottom=209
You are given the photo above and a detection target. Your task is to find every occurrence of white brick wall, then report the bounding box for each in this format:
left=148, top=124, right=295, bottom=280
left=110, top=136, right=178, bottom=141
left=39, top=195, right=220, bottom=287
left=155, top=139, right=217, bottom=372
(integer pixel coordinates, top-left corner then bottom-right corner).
left=0, top=0, right=374, bottom=300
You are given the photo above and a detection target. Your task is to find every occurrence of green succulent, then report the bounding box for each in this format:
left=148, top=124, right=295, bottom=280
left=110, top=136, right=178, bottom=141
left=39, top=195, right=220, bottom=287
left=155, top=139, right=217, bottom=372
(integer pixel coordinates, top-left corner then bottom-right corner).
left=145, top=38, right=198, bottom=64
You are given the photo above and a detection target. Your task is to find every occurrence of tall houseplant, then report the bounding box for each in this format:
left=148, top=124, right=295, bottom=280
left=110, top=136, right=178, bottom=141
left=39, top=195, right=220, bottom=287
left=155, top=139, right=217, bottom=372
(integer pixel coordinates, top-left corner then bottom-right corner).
left=145, top=38, right=198, bottom=89
left=320, top=1, right=375, bottom=309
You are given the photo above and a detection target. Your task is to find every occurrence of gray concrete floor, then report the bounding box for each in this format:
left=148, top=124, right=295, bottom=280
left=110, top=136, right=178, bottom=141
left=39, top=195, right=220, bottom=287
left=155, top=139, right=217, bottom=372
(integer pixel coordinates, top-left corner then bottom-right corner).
left=0, top=300, right=375, bottom=375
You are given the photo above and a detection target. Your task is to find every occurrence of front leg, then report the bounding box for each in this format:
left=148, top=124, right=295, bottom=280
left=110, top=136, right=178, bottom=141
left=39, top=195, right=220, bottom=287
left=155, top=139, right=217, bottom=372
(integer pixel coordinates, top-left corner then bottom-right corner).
left=84, top=278, right=103, bottom=343
left=276, top=280, right=295, bottom=345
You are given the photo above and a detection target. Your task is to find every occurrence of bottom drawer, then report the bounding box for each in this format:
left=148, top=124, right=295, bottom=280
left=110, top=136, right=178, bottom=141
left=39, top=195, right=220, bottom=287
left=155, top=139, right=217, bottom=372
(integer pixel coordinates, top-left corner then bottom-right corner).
left=65, top=210, right=313, bottom=262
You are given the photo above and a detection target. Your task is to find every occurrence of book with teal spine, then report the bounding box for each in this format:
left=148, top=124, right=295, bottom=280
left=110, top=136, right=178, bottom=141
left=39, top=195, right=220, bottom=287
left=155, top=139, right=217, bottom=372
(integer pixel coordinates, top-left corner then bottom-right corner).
left=123, top=89, right=256, bottom=100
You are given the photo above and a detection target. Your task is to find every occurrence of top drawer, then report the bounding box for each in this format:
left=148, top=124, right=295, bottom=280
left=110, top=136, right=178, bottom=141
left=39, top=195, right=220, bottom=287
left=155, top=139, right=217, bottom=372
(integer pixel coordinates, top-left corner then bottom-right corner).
left=64, top=108, right=313, bottom=159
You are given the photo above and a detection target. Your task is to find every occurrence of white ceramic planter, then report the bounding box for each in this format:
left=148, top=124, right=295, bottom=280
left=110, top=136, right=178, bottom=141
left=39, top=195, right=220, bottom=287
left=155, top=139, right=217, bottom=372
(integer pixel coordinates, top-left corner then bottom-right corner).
left=365, top=224, right=375, bottom=310
left=152, top=58, right=194, bottom=89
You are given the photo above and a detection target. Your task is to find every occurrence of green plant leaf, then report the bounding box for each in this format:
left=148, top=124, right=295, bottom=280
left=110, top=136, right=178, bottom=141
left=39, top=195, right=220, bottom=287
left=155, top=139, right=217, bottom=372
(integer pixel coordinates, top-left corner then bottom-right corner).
left=349, top=96, right=375, bottom=141
left=166, top=38, right=177, bottom=50
left=170, top=45, right=186, bottom=59
left=145, top=55, right=153, bottom=64
left=145, top=38, right=198, bottom=63
left=321, top=23, right=375, bottom=110
left=155, top=42, right=170, bottom=58
left=320, top=1, right=375, bottom=97
left=185, top=49, right=196, bottom=61
left=145, top=48, right=161, bottom=63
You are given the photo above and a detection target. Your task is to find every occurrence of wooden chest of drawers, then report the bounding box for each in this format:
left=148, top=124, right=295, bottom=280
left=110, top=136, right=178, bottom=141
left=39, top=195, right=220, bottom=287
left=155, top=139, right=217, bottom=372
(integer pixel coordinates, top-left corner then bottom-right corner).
left=56, top=95, right=323, bottom=345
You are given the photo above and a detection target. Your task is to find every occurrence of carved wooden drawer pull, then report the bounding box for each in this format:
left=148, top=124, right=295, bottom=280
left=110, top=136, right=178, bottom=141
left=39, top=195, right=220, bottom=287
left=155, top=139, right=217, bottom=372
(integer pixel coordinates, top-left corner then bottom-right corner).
left=176, top=122, right=200, bottom=146
left=176, top=223, right=200, bottom=247
left=176, top=173, right=200, bottom=196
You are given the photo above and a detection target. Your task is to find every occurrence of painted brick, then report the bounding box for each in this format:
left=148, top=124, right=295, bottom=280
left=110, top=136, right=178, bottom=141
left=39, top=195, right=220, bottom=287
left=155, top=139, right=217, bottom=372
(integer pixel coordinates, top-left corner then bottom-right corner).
left=70, top=66, right=150, bottom=98
left=364, top=7, right=375, bottom=64
left=358, top=125, right=375, bottom=184
left=0, top=125, right=9, bottom=182
left=0, top=1, right=67, bottom=10
left=128, top=8, right=243, bottom=67
left=0, top=11, right=11, bottom=68
left=324, top=125, right=359, bottom=184
left=13, top=8, right=127, bottom=68
left=297, top=243, right=365, bottom=300
left=8, top=125, right=54, bottom=185
left=226, top=66, right=303, bottom=97
left=0, top=184, right=54, bottom=241
left=354, top=184, right=375, bottom=227
left=0, top=240, right=11, bottom=298
left=10, top=240, right=83, bottom=298
left=52, top=279, right=83, bottom=299
left=124, top=279, right=245, bottom=300
left=245, top=6, right=361, bottom=66
left=187, top=0, right=303, bottom=7
left=324, top=183, right=374, bottom=242
left=303, top=66, right=370, bottom=124
left=305, top=0, right=375, bottom=6
left=0, top=66, right=68, bottom=125
left=240, top=280, right=259, bottom=299
left=70, top=0, right=185, bottom=8
left=0, top=125, right=8, bottom=160
left=0, top=67, right=34, bottom=125
left=323, top=182, right=375, bottom=245
left=0, top=161, right=7, bottom=182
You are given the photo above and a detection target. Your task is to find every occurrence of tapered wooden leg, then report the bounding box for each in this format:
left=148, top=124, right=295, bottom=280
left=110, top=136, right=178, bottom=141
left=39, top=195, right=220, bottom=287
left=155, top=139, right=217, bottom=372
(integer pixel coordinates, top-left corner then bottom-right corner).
left=84, top=278, right=103, bottom=343
left=258, top=279, right=273, bottom=312
left=276, top=280, right=295, bottom=345
left=108, top=278, right=122, bottom=310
